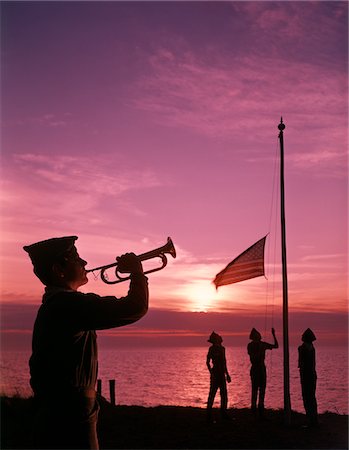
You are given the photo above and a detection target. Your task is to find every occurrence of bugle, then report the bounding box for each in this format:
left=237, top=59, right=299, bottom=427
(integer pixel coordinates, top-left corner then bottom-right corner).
left=86, top=237, right=176, bottom=284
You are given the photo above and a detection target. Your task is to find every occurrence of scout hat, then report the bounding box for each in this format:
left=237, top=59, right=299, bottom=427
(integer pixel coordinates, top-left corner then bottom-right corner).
left=249, top=328, right=262, bottom=341
left=23, top=236, right=78, bottom=265
left=302, top=328, right=316, bottom=343
left=23, top=236, right=78, bottom=283
left=208, top=331, right=223, bottom=344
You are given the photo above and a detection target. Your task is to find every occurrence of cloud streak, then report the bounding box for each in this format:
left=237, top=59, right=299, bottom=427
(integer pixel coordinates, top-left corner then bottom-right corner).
left=1, top=153, right=165, bottom=237
left=135, top=48, right=346, bottom=141
left=1, top=303, right=347, bottom=349
left=131, top=14, right=347, bottom=176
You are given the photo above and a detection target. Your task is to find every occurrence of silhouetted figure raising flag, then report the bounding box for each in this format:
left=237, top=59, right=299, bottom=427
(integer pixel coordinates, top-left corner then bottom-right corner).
left=213, top=236, right=267, bottom=289
left=247, top=327, right=278, bottom=419
left=298, top=328, right=319, bottom=427
left=24, top=236, right=149, bottom=449
left=206, top=331, right=231, bottom=422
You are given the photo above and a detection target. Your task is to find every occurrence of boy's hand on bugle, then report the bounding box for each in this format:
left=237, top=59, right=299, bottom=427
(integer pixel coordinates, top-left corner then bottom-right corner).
left=116, top=253, right=143, bottom=274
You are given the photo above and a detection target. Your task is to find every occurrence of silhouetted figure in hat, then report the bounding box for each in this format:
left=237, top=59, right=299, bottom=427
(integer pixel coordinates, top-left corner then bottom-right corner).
left=24, top=236, right=148, bottom=449
left=298, top=328, right=319, bottom=427
left=206, top=331, right=231, bottom=422
left=247, top=327, right=278, bottom=418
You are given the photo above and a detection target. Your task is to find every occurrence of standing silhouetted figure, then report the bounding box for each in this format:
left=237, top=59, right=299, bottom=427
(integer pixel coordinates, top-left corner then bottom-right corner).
left=247, top=327, right=278, bottom=418
left=206, top=331, right=231, bottom=422
left=298, top=328, right=318, bottom=427
left=24, top=236, right=148, bottom=449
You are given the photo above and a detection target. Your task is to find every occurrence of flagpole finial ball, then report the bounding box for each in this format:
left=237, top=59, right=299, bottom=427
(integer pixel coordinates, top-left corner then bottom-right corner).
left=278, top=117, right=286, bottom=131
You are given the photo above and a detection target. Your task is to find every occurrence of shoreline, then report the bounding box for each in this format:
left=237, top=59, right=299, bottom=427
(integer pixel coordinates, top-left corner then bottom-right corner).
left=1, top=396, right=348, bottom=449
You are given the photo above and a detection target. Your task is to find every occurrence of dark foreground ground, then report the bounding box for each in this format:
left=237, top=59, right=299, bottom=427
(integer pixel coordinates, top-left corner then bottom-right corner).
left=1, top=396, right=348, bottom=449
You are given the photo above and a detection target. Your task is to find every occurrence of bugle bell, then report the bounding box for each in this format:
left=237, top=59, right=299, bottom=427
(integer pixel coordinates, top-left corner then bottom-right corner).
left=86, top=237, right=176, bottom=284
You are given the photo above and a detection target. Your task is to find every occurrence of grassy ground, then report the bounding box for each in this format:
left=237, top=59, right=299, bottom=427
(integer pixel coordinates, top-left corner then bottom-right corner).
left=1, top=395, right=348, bottom=449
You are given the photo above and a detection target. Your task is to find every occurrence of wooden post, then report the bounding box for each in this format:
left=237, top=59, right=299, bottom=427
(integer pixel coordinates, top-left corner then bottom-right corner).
left=97, top=379, right=102, bottom=396
left=109, top=379, right=116, bottom=405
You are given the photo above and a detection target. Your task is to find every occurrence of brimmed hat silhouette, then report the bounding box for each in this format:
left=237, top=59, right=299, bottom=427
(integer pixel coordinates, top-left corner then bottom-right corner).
left=249, top=328, right=262, bottom=341
left=208, top=331, right=223, bottom=344
left=302, top=328, right=316, bottom=342
left=24, top=236, right=78, bottom=265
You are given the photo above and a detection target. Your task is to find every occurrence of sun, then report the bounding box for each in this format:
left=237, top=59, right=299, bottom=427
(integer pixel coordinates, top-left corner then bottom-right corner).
left=184, top=280, right=221, bottom=312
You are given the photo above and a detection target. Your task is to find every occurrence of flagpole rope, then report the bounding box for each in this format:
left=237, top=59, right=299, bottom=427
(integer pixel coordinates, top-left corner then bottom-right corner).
left=271, top=137, right=281, bottom=329
left=265, top=137, right=280, bottom=328
left=265, top=137, right=281, bottom=374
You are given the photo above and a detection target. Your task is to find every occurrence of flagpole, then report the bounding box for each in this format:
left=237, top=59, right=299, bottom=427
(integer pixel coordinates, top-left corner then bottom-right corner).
left=278, top=117, right=291, bottom=425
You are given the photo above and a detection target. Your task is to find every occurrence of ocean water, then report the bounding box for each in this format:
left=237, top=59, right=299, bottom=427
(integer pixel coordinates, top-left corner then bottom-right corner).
left=0, top=346, right=347, bottom=414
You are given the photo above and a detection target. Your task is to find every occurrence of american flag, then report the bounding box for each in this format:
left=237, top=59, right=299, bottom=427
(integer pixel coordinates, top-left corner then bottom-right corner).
left=213, top=236, right=267, bottom=289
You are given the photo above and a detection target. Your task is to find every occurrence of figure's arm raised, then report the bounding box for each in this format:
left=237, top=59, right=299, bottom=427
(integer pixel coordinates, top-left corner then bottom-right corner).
left=271, top=327, right=279, bottom=349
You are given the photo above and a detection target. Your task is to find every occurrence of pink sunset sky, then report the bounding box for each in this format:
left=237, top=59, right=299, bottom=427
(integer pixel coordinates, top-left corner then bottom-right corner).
left=1, top=1, right=348, bottom=349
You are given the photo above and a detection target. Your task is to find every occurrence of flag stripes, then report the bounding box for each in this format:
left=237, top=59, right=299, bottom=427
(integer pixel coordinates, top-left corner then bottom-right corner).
left=213, top=236, right=267, bottom=289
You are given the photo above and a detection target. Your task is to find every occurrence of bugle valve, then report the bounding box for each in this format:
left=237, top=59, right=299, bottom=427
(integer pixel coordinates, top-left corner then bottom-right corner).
left=86, top=237, right=176, bottom=284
